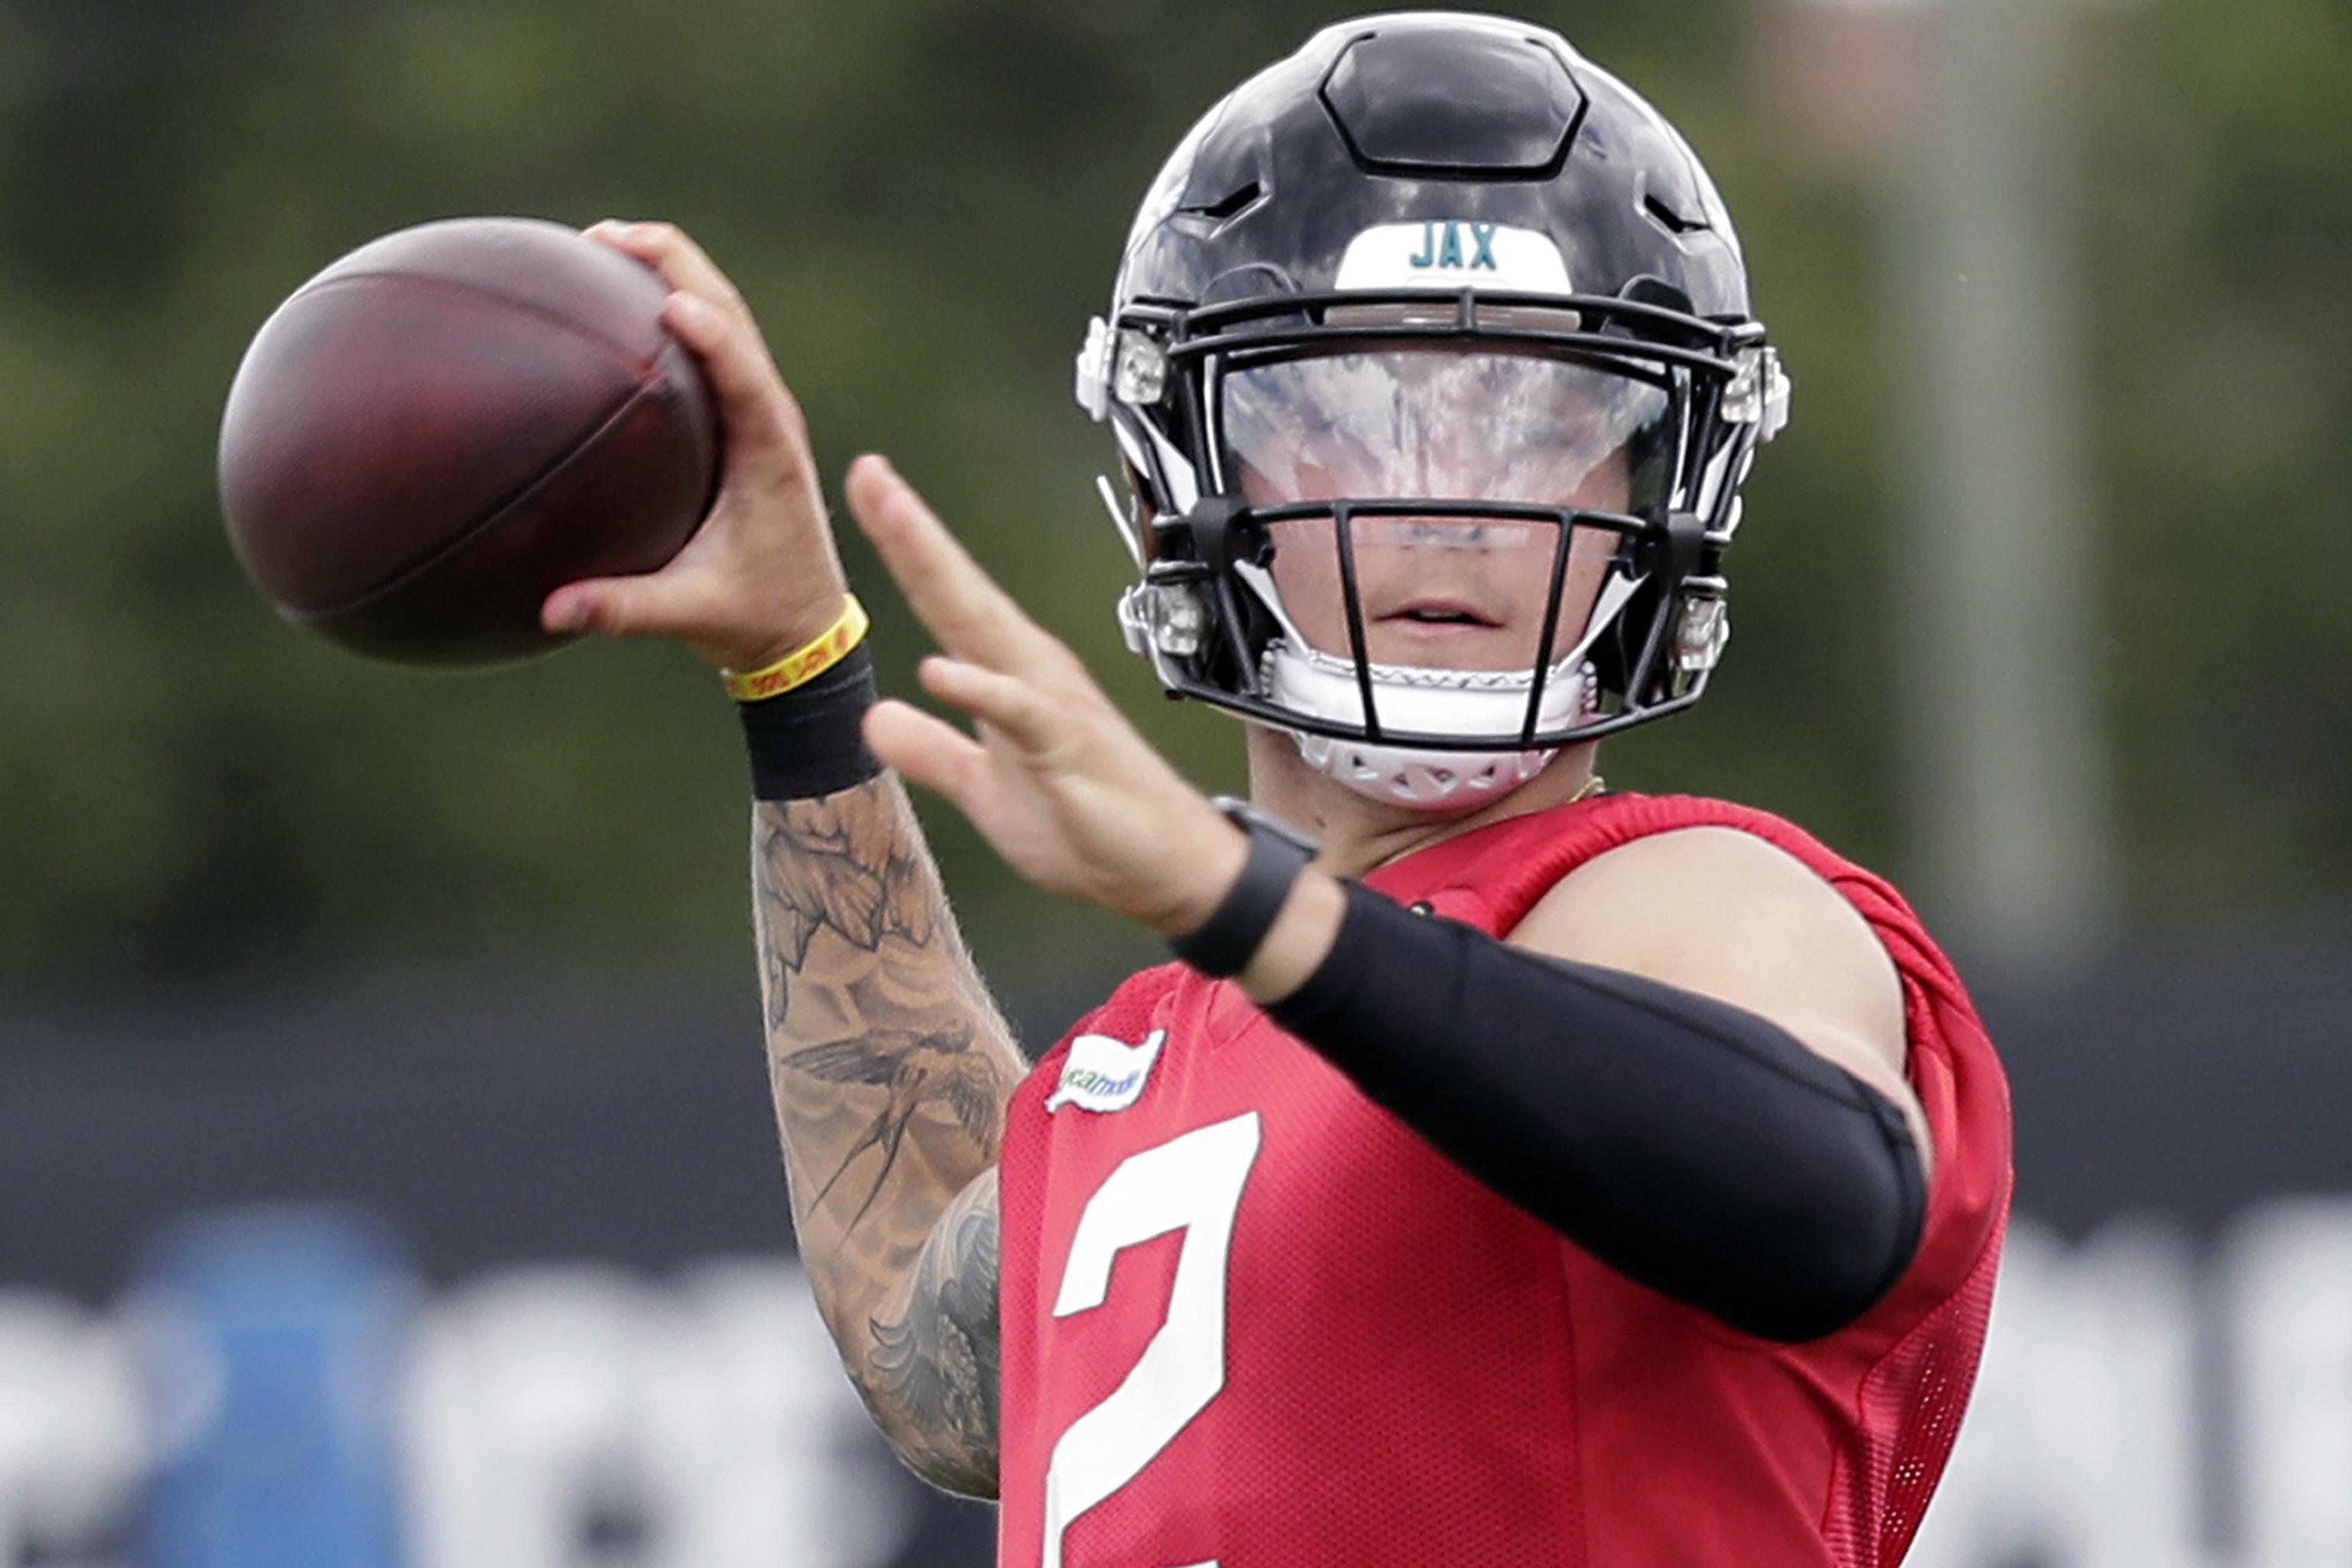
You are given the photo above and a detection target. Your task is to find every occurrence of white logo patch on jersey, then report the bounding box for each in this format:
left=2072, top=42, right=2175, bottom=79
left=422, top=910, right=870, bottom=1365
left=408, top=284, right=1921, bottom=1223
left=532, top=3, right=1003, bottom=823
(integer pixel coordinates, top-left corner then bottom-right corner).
left=1332, top=219, right=1574, bottom=294
left=1047, top=1028, right=1168, bottom=1115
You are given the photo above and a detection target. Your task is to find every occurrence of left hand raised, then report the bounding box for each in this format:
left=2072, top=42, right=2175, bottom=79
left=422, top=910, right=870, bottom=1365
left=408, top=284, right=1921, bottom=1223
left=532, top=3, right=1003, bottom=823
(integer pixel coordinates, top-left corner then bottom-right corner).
left=845, top=456, right=1245, bottom=939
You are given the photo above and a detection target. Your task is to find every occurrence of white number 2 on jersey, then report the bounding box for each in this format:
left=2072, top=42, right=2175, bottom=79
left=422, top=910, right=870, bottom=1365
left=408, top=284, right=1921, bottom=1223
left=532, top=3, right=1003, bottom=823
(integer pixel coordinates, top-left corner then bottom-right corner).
left=1040, top=1111, right=1263, bottom=1568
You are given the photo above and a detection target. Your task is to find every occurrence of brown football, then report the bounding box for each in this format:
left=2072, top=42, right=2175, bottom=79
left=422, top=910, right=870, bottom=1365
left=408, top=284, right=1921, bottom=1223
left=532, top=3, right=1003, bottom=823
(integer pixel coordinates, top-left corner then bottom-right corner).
left=218, top=217, right=719, bottom=665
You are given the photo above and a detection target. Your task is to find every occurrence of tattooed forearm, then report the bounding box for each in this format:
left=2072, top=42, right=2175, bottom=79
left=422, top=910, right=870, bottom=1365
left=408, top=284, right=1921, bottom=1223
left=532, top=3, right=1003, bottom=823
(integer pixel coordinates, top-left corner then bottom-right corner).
left=862, top=1168, right=1002, bottom=1497
left=753, top=776, right=1023, bottom=1491
left=753, top=776, right=939, bottom=1028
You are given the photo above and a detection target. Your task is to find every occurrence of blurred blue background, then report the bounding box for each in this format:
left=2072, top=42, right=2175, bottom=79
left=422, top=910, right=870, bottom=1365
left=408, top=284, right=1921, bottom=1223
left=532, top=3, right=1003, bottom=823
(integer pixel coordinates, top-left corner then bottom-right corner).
left=0, top=0, right=2347, bottom=1563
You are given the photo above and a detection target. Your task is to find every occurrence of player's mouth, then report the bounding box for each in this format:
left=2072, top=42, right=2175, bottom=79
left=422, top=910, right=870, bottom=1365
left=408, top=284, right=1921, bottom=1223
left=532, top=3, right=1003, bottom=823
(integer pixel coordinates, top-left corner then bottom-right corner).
left=1378, top=598, right=1504, bottom=636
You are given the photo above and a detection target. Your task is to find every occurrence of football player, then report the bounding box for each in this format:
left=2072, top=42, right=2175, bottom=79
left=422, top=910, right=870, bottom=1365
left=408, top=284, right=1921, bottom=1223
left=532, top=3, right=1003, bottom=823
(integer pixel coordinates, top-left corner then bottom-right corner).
left=551, top=13, right=2012, bottom=1565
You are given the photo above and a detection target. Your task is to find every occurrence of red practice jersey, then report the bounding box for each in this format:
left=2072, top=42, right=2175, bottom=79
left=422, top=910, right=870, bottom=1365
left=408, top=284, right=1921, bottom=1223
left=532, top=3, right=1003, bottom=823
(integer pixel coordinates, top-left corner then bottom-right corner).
left=996, top=792, right=2012, bottom=1568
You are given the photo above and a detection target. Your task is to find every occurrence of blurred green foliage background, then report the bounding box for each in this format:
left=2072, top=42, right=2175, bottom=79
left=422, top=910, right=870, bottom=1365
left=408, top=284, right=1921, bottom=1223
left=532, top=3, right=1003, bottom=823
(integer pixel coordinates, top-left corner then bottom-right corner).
left=0, top=0, right=2344, bottom=1010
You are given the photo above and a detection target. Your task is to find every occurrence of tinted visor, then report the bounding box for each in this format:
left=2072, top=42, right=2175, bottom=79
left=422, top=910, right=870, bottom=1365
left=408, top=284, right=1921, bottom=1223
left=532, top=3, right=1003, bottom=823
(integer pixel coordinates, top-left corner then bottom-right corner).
left=1220, top=348, right=1674, bottom=512
left=1220, top=349, right=1670, bottom=677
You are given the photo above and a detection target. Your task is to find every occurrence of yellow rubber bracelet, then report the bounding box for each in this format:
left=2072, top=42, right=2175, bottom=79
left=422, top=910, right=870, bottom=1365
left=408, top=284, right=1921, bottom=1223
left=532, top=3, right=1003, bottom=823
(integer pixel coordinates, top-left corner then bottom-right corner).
left=722, top=594, right=871, bottom=703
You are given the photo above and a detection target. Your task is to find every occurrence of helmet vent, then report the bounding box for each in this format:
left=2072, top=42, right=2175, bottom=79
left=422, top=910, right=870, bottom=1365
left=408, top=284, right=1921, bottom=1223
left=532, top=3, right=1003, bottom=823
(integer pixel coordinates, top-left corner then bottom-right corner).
left=1643, top=192, right=1709, bottom=236
left=1187, top=181, right=1263, bottom=222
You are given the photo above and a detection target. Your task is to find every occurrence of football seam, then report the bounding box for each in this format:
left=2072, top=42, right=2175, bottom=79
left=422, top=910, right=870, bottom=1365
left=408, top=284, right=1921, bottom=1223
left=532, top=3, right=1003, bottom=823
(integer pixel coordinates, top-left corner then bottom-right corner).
left=285, top=374, right=674, bottom=623
left=289, top=270, right=669, bottom=378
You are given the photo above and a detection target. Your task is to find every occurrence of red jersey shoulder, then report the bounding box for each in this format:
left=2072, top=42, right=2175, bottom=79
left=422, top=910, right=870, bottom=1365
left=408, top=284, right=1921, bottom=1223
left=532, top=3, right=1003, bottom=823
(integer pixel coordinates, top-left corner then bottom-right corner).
left=1015, top=961, right=1186, bottom=1113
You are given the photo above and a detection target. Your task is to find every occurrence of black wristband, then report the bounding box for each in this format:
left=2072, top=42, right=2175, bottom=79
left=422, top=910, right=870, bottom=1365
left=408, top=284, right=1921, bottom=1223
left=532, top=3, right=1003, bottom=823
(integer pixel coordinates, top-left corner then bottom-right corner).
left=737, top=646, right=885, bottom=801
left=1168, top=799, right=1318, bottom=978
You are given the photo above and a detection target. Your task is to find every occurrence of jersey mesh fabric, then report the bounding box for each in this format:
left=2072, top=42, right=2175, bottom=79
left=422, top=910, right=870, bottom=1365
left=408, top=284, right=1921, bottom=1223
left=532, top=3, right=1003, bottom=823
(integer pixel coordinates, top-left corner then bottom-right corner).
left=1826, top=1235, right=2004, bottom=1565
left=996, top=792, right=2011, bottom=1568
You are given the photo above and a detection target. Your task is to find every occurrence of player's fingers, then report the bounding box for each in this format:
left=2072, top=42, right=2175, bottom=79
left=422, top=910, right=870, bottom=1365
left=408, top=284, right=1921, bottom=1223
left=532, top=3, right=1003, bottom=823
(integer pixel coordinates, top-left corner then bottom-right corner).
left=917, top=656, right=1076, bottom=768
left=580, top=225, right=807, bottom=494
left=583, top=220, right=752, bottom=318
left=846, top=456, right=1070, bottom=678
left=862, top=699, right=990, bottom=808
left=542, top=566, right=719, bottom=641
left=662, top=291, right=808, bottom=491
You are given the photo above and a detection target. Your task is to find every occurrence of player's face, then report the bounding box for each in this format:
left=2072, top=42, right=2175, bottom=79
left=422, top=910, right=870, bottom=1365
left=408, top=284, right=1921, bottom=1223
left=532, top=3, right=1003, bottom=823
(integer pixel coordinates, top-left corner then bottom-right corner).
left=1224, top=347, right=1661, bottom=675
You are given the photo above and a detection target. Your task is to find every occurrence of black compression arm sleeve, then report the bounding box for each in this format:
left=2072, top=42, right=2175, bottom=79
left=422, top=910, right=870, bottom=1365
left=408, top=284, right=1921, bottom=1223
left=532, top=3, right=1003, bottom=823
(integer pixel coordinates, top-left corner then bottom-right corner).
left=1265, top=880, right=1926, bottom=1341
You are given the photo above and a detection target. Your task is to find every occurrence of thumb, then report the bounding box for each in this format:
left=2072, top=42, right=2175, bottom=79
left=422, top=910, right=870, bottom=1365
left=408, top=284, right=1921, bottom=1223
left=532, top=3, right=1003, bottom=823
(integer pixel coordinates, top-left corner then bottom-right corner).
left=541, top=567, right=720, bottom=642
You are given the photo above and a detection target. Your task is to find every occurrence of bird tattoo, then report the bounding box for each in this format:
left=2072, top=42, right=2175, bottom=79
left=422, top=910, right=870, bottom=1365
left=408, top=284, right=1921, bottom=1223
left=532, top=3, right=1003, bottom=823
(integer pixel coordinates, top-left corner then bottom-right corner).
left=786, top=1021, right=1001, bottom=1227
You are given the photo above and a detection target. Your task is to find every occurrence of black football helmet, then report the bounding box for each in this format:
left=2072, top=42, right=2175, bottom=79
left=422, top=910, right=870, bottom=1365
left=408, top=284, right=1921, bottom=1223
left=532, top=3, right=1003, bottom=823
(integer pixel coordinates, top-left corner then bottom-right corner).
left=1076, top=11, right=1788, bottom=808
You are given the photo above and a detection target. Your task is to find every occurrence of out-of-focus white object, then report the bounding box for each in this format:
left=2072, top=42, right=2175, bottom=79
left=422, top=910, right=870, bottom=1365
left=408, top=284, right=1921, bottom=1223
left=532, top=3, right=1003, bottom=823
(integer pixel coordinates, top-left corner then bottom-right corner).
left=2232, top=1201, right=2352, bottom=1568
left=1910, top=1201, right=2352, bottom=1568
left=645, top=1262, right=914, bottom=1568
left=402, top=1259, right=914, bottom=1568
left=0, top=1293, right=143, bottom=1566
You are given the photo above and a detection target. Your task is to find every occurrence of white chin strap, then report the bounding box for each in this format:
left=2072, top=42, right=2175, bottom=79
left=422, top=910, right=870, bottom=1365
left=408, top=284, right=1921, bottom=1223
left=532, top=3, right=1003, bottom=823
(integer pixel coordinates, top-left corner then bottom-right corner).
left=1263, top=638, right=1582, bottom=809
left=1238, top=562, right=1635, bottom=812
